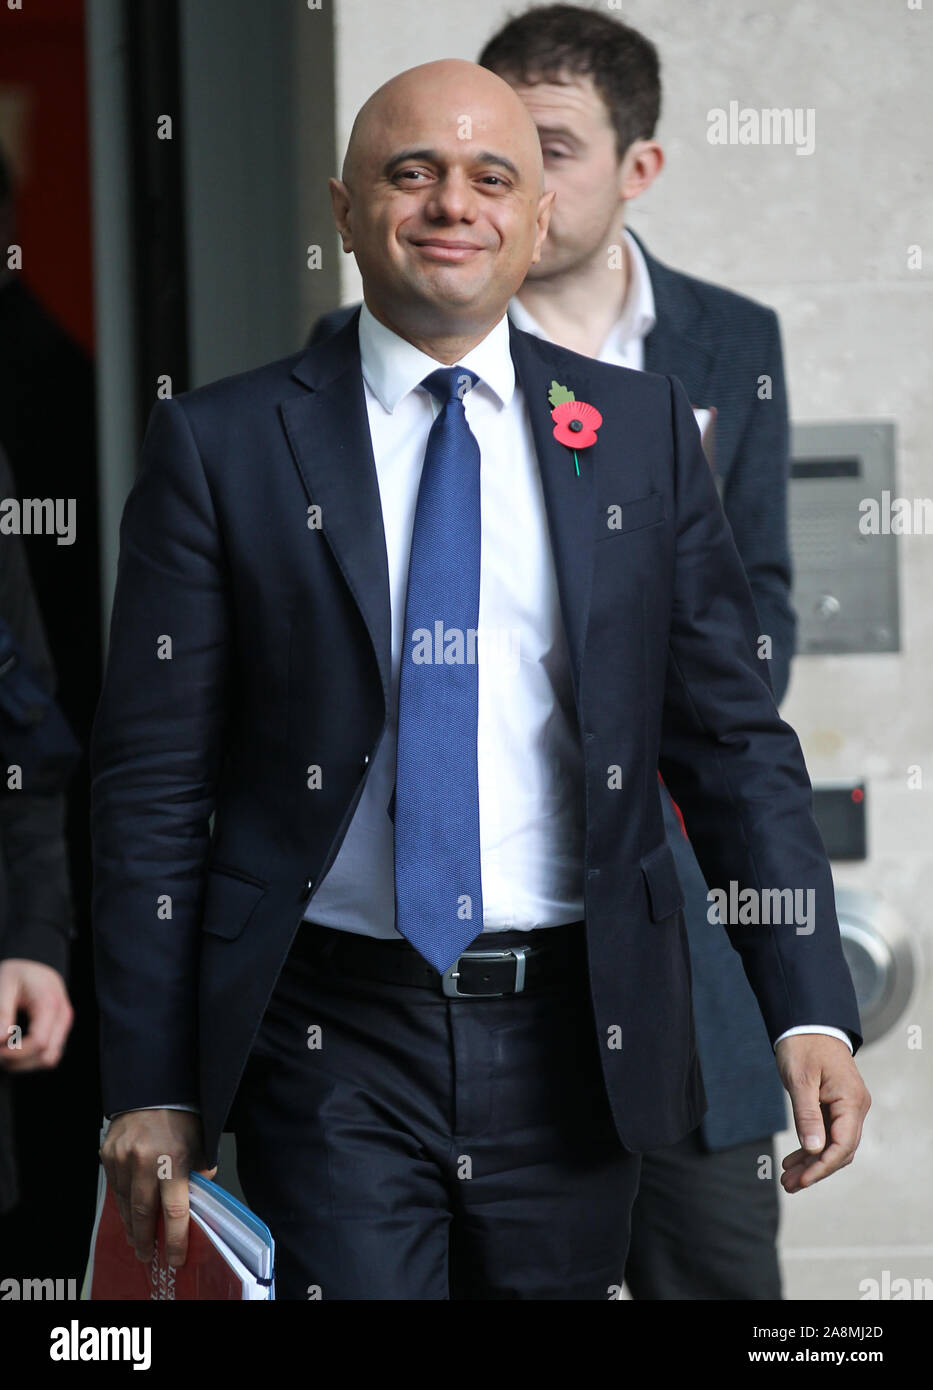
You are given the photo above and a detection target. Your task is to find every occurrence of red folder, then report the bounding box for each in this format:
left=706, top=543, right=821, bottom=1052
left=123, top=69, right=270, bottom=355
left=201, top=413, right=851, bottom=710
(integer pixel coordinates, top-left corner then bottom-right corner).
left=83, top=1168, right=273, bottom=1300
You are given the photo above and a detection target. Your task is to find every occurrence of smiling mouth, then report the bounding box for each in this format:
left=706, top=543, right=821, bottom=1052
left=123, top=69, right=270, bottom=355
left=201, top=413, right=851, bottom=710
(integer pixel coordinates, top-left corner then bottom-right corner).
left=411, top=240, right=485, bottom=262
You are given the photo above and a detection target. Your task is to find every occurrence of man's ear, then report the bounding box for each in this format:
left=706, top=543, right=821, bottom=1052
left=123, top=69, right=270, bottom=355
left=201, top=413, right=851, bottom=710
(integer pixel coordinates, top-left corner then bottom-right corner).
left=618, top=140, right=664, bottom=204
left=530, top=187, right=556, bottom=265
left=329, top=177, right=353, bottom=253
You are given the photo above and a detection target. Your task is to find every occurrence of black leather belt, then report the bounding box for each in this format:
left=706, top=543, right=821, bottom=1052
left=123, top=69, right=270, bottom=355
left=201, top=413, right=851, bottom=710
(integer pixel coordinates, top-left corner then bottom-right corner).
left=293, top=921, right=585, bottom=997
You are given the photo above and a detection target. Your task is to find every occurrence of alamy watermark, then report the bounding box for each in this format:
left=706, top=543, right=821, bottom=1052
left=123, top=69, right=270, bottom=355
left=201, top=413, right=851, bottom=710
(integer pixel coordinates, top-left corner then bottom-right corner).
left=49, top=1320, right=151, bottom=1370
left=408, top=622, right=520, bottom=675
left=0, top=496, right=76, bottom=545
left=1, top=1275, right=78, bottom=1300
left=859, top=491, right=933, bottom=535
left=707, top=102, right=816, bottom=157
left=707, top=882, right=815, bottom=935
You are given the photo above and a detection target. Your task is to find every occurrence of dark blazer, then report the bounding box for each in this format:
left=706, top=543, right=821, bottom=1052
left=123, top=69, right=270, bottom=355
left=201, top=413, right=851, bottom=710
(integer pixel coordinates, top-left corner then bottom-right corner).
left=0, top=445, right=75, bottom=1213
left=309, top=238, right=797, bottom=1151
left=636, top=231, right=795, bottom=705
left=90, top=308, right=860, bottom=1167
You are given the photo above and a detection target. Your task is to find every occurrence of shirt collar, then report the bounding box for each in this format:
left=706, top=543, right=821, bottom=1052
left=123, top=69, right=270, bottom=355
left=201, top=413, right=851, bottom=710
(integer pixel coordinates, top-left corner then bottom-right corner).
left=508, top=227, right=657, bottom=351
left=357, top=300, right=515, bottom=413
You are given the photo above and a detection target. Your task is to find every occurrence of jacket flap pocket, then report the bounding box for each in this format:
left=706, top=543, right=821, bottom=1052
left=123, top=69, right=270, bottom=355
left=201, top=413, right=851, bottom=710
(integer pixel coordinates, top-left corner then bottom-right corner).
left=201, top=866, right=268, bottom=940
left=640, top=841, right=685, bottom=922
left=600, top=491, right=664, bottom=539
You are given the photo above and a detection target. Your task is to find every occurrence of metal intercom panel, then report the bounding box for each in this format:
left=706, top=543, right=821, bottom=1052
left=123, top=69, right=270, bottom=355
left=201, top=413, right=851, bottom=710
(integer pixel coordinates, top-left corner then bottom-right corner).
left=788, top=421, right=900, bottom=654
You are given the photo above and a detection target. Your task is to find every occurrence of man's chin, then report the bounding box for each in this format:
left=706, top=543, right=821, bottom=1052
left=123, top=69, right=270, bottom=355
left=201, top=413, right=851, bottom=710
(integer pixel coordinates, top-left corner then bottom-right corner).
left=397, top=271, right=495, bottom=318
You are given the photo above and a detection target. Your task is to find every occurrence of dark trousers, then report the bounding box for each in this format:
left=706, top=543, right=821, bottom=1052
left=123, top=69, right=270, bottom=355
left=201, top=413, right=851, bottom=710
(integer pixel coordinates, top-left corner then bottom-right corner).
left=624, top=1128, right=782, bottom=1299
left=228, top=923, right=641, bottom=1300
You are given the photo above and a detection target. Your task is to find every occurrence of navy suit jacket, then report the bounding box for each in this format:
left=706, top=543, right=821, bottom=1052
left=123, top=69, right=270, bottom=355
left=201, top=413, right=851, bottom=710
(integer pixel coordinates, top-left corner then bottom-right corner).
left=90, top=307, right=860, bottom=1167
left=309, top=239, right=797, bottom=1150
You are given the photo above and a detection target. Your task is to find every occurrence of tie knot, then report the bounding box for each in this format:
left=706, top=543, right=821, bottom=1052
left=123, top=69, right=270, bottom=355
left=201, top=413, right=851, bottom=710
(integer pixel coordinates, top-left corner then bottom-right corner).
left=421, top=366, right=478, bottom=407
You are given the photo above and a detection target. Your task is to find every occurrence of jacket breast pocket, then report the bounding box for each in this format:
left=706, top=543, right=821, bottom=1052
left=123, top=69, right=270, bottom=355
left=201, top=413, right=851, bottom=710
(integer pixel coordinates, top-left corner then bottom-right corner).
left=201, top=864, right=268, bottom=940
left=598, top=491, right=664, bottom=541
left=640, top=840, right=685, bottom=922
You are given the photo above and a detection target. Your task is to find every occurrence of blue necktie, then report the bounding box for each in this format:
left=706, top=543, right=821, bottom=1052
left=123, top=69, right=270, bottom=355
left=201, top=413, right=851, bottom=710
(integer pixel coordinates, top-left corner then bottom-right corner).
left=394, top=366, right=484, bottom=973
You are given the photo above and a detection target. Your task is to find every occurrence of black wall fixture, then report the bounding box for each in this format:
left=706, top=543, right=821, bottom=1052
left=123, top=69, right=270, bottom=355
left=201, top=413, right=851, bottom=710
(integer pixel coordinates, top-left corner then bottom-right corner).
left=125, top=0, right=190, bottom=446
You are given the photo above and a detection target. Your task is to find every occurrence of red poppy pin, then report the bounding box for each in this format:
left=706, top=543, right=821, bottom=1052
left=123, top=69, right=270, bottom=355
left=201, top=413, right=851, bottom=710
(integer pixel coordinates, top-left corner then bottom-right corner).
left=548, top=381, right=602, bottom=476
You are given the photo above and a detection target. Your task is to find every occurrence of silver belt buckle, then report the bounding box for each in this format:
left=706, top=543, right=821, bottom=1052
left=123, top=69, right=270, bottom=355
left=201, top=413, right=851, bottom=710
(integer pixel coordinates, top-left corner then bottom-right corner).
left=441, top=945, right=530, bottom=998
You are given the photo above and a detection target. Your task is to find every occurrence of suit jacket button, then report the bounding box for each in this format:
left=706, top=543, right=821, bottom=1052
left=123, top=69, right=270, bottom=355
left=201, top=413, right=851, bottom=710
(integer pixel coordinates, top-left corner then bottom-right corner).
left=362, top=753, right=370, bottom=766
left=303, top=877, right=315, bottom=894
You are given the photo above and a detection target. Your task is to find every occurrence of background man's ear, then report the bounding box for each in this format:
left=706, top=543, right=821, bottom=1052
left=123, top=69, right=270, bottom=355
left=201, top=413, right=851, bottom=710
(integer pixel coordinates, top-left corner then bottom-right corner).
left=619, top=140, right=664, bottom=204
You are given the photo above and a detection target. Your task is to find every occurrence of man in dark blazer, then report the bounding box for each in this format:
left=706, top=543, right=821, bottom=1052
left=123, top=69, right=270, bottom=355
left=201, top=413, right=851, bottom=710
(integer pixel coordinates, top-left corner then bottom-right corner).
left=94, top=58, right=868, bottom=1301
left=311, top=5, right=798, bottom=1300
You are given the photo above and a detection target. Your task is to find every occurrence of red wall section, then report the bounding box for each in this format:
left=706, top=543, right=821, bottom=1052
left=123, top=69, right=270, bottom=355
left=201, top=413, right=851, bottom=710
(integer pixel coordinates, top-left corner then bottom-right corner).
left=0, top=0, right=94, bottom=354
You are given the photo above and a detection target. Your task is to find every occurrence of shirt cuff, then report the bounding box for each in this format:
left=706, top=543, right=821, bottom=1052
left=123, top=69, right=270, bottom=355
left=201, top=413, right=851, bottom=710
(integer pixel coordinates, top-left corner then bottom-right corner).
left=774, top=1025, right=854, bottom=1054
left=107, top=1104, right=200, bottom=1118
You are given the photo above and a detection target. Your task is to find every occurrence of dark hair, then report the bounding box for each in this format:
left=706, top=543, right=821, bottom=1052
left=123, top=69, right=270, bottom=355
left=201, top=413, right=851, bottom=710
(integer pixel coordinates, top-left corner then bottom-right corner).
left=478, top=3, right=661, bottom=161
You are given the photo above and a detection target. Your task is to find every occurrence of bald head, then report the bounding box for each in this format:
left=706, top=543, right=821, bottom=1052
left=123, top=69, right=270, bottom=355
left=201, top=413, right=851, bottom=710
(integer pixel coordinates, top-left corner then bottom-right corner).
left=329, top=59, right=554, bottom=354
left=342, top=59, right=545, bottom=192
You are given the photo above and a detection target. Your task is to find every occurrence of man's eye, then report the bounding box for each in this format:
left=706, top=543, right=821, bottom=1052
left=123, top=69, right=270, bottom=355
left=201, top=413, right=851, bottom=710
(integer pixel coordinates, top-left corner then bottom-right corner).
left=542, top=148, right=568, bottom=159
left=397, top=169, right=428, bottom=182
left=479, top=175, right=506, bottom=186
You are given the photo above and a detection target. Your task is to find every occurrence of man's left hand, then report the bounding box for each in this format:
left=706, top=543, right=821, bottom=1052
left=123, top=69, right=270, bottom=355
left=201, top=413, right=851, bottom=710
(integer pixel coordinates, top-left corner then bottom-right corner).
left=776, top=1034, right=870, bottom=1192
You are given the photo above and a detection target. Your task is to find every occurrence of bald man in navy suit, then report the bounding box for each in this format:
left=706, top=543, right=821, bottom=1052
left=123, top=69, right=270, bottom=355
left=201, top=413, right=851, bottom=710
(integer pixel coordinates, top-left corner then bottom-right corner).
left=93, top=58, right=868, bottom=1300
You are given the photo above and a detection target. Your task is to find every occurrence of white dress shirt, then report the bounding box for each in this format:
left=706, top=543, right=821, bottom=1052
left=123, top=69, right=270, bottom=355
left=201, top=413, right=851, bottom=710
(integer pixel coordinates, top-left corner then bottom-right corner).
left=509, top=226, right=657, bottom=371
left=305, top=301, right=585, bottom=936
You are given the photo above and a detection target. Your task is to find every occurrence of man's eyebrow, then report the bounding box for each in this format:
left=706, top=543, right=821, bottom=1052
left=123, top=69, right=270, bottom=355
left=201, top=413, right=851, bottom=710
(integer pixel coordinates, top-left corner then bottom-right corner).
left=382, top=147, right=522, bottom=179
left=473, top=150, right=521, bottom=179
left=382, top=148, right=438, bottom=176
left=534, top=124, right=583, bottom=146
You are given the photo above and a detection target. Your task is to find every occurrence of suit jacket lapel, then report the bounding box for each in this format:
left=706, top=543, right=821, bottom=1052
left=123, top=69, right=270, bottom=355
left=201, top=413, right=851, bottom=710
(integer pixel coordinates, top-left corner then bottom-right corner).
left=632, top=229, right=717, bottom=408
left=508, top=318, right=596, bottom=701
left=281, top=307, right=393, bottom=708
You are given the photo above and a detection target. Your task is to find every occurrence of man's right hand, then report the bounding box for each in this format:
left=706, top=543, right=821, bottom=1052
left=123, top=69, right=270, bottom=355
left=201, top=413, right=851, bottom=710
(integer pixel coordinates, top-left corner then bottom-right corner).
left=99, top=1109, right=216, bottom=1267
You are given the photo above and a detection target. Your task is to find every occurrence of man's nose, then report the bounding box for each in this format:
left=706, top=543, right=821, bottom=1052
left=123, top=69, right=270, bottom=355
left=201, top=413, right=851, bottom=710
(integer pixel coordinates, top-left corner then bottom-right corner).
left=423, top=170, right=478, bottom=222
